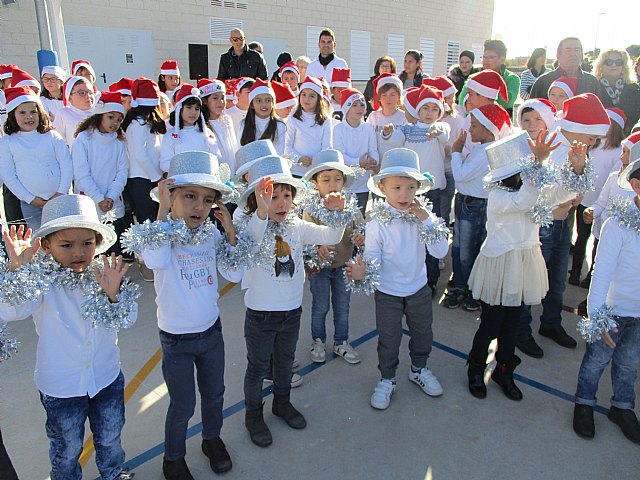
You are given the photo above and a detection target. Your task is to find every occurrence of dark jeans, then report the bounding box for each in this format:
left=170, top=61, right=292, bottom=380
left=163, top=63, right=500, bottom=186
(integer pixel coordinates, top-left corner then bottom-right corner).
left=570, top=204, right=593, bottom=279
left=160, top=321, right=225, bottom=461
left=518, top=219, right=571, bottom=335
left=244, top=307, right=302, bottom=409
left=441, top=170, right=455, bottom=226
left=309, top=266, right=351, bottom=343
left=470, top=302, right=523, bottom=363
left=1, top=186, right=25, bottom=227
left=105, top=216, right=129, bottom=257
left=0, top=427, right=18, bottom=480
left=425, top=189, right=444, bottom=286
left=355, top=192, right=369, bottom=216
left=374, top=284, right=433, bottom=380
left=125, top=177, right=159, bottom=223
left=39, top=372, right=125, bottom=480
left=451, top=193, right=487, bottom=290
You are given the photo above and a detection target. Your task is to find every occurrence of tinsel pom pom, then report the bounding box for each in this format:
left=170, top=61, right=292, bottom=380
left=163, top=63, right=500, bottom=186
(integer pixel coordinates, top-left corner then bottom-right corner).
left=0, top=324, right=19, bottom=362
left=419, top=216, right=449, bottom=245
left=607, top=196, right=640, bottom=235
left=560, top=159, right=595, bottom=193
left=297, top=191, right=360, bottom=229
left=82, top=279, right=141, bottom=331
left=233, top=212, right=297, bottom=270
left=368, top=200, right=447, bottom=245
left=0, top=262, right=50, bottom=306
left=343, top=256, right=380, bottom=296
left=529, top=199, right=554, bottom=227
left=519, top=154, right=557, bottom=190
left=577, top=305, right=618, bottom=343
left=121, top=219, right=169, bottom=254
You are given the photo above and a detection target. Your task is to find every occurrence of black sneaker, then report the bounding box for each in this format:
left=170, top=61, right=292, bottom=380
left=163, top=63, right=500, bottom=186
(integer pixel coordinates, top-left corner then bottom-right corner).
left=443, top=289, right=466, bottom=309
left=461, top=297, right=481, bottom=312
left=573, top=404, right=595, bottom=439
left=539, top=325, right=577, bottom=349
left=202, top=437, right=232, bottom=473
left=163, top=458, right=195, bottom=480
left=608, top=406, right=640, bottom=444
left=516, top=333, right=544, bottom=358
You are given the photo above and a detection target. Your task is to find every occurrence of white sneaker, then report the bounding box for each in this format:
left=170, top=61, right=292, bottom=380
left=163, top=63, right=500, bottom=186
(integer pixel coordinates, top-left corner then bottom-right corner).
left=263, top=373, right=303, bottom=388
left=409, top=367, right=443, bottom=397
left=333, top=341, right=361, bottom=364
left=370, top=379, right=396, bottom=410
left=311, top=338, right=326, bottom=363
left=292, top=358, right=300, bottom=370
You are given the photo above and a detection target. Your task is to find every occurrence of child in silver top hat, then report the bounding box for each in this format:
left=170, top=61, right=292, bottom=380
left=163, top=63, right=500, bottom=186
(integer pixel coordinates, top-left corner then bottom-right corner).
left=0, top=194, right=139, bottom=480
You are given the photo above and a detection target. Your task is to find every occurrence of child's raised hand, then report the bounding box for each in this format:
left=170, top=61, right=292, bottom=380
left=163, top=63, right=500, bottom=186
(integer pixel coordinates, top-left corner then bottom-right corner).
left=583, top=207, right=595, bottom=224
left=94, top=253, right=130, bottom=302
left=568, top=141, right=588, bottom=174
left=382, top=124, right=395, bottom=136
left=322, top=192, right=346, bottom=211
left=407, top=198, right=429, bottom=222
left=298, top=156, right=312, bottom=167
left=426, top=128, right=442, bottom=141
left=3, top=225, right=41, bottom=272
left=214, top=201, right=237, bottom=245
left=527, top=130, right=560, bottom=162
left=345, top=255, right=365, bottom=281
left=451, top=130, right=467, bottom=153
left=255, top=176, right=274, bottom=220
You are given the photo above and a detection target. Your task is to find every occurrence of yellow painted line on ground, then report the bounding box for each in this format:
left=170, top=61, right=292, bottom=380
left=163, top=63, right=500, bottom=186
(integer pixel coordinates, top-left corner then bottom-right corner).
left=79, top=282, right=238, bottom=468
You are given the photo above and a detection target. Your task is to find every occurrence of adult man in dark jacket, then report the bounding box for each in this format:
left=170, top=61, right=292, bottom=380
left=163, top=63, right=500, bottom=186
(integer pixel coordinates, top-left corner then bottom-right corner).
left=217, top=28, right=268, bottom=80
left=530, top=37, right=611, bottom=107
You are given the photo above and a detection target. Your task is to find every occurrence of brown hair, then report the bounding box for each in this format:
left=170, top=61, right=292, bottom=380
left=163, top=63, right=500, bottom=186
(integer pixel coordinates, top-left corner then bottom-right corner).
left=240, top=101, right=284, bottom=146
left=75, top=113, right=125, bottom=140
left=319, top=28, right=335, bottom=42
left=374, top=56, right=397, bottom=75
left=3, top=102, right=53, bottom=135
left=244, top=183, right=297, bottom=214
left=43, top=230, right=104, bottom=249
left=603, top=121, right=625, bottom=150
left=293, top=89, right=329, bottom=125
left=376, top=83, right=402, bottom=106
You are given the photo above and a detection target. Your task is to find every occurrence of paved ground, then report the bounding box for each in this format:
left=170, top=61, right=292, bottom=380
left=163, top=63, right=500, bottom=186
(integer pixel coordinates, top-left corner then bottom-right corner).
left=1, top=258, right=638, bottom=480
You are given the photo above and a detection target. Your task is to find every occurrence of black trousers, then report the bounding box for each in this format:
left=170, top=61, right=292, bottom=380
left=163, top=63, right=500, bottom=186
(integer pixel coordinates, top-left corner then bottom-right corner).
left=470, top=302, right=523, bottom=364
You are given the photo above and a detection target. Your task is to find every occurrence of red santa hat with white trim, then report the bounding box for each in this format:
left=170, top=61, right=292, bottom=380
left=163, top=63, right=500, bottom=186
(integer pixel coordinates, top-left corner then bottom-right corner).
left=173, top=83, right=202, bottom=127
left=11, top=67, right=41, bottom=92
left=518, top=98, right=557, bottom=131
left=330, top=68, right=351, bottom=88
left=279, top=61, right=300, bottom=83
left=41, top=65, right=66, bottom=82
left=93, top=91, right=125, bottom=115
left=198, top=78, right=225, bottom=98
left=319, top=77, right=331, bottom=104
left=422, top=76, right=457, bottom=99
left=622, top=132, right=640, bottom=161
left=109, top=77, right=134, bottom=96
left=470, top=104, right=512, bottom=140
left=0, top=64, right=17, bottom=80
left=299, top=76, right=323, bottom=97
left=3, top=86, right=41, bottom=112
left=224, top=79, right=238, bottom=102
left=339, top=87, right=365, bottom=113
left=272, top=81, right=297, bottom=110
left=559, top=93, right=610, bottom=136
left=402, top=86, right=421, bottom=119
left=548, top=76, right=578, bottom=99
left=248, top=78, right=275, bottom=103
left=62, top=76, right=91, bottom=106
left=466, top=70, right=508, bottom=102
left=416, top=85, right=445, bottom=120
left=160, top=60, right=180, bottom=76
left=130, top=77, right=161, bottom=108
left=606, top=108, right=627, bottom=130
left=71, top=59, right=96, bottom=79
left=372, top=73, right=403, bottom=110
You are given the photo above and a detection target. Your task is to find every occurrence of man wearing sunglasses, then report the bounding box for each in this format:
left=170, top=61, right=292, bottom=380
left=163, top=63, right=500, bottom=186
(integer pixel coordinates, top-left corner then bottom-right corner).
left=530, top=37, right=612, bottom=107
left=217, top=28, right=268, bottom=81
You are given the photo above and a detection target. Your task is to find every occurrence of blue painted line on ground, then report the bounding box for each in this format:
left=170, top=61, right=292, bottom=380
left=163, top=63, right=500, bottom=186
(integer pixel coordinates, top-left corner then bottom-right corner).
left=116, top=326, right=608, bottom=475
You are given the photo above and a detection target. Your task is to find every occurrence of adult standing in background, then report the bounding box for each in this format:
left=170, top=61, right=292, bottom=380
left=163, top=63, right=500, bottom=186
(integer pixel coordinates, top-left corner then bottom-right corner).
left=363, top=56, right=396, bottom=112
left=398, top=50, right=428, bottom=89
left=448, top=50, right=480, bottom=101
left=295, top=56, right=311, bottom=81
left=519, top=48, right=547, bottom=100
left=305, top=28, right=348, bottom=81
left=217, top=28, right=268, bottom=80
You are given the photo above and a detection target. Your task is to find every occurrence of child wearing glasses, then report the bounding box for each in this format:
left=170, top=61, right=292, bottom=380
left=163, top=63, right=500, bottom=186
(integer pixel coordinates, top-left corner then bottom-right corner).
left=53, top=76, right=95, bottom=146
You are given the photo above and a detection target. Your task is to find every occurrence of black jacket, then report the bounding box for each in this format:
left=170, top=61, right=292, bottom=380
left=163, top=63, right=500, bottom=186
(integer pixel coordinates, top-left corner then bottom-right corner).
left=448, top=65, right=481, bottom=101
left=398, top=70, right=429, bottom=89
left=620, top=82, right=640, bottom=135
left=529, top=68, right=612, bottom=107
left=217, top=46, right=268, bottom=80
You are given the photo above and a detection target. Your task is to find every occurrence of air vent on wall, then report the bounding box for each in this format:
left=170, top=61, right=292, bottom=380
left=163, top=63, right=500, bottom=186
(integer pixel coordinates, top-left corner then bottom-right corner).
left=211, top=0, right=248, bottom=8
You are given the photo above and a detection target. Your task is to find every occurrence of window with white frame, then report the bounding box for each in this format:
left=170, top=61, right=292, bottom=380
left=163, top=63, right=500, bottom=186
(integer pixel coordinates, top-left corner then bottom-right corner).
left=350, top=30, right=371, bottom=80
left=446, top=40, right=461, bottom=71
left=306, top=26, right=324, bottom=59
left=472, top=43, right=484, bottom=66
left=387, top=34, right=405, bottom=69
left=209, top=17, right=243, bottom=43
left=420, top=37, right=435, bottom=76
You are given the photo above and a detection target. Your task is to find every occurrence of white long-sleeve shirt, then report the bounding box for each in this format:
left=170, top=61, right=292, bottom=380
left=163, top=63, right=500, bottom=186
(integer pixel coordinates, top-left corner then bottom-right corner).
left=285, top=111, right=333, bottom=177
left=41, top=97, right=64, bottom=122
left=240, top=213, right=344, bottom=311
left=53, top=105, right=93, bottom=146
left=124, top=118, right=163, bottom=182
left=0, top=90, right=6, bottom=137
left=333, top=120, right=378, bottom=193
left=209, top=115, right=239, bottom=177
left=451, top=141, right=494, bottom=198
left=0, top=130, right=72, bottom=203
left=591, top=170, right=636, bottom=239
left=364, top=202, right=449, bottom=297
left=72, top=129, right=128, bottom=218
left=239, top=116, right=287, bottom=157
left=160, top=125, right=222, bottom=173
left=581, top=145, right=621, bottom=207
left=226, top=106, right=247, bottom=138
left=305, top=55, right=349, bottom=83
left=441, top=113, right=465, bottom=173
left=366, top=109, right=407, bottom=160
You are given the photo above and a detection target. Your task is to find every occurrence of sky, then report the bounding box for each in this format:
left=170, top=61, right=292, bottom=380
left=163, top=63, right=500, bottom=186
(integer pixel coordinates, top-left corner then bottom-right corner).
left=492, top=0, right=638, bottom=58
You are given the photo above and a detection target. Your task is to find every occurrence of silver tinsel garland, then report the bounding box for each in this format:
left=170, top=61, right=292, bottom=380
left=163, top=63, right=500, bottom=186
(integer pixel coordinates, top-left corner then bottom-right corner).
left=529, top=198, right=555, bottom=227
left=297, top=191, right=360, bottom=229
left=368, top=200, right=449, bottom=245
left=577, top=305, right=618, bottom=343
left=607, top=196, right=640, bottom=235
left=303, top=244, right=335, bottom=271
left=121, top=216, right=220, bottom=254
left=560, top=159, right=595, bottom=193
left=343, top=256, right=380, bottom=295
left=518, top=154, right=557, bottom=190
left=0, top=324, right=19, bottom=362
left=82, top=278, right=141, bottom=331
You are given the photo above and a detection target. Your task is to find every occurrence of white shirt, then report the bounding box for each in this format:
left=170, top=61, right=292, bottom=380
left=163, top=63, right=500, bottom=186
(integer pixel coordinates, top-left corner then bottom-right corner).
left=0, top=90, right=6, bottom=137
left=441, top=113, right=465, bottom=173
left=239, top=116, right=287, bottom=157
left=240, top=213, right=344, bottom=311
left=305, top=54, right=349, bottom=83
left=160, top=125, right=222, bottom=173
left=209, top=115, right=239, bottom=177
left=581, top=145, right=621, bottom=207
left=124, top=118, right=163, bottom=182
left=53, top=105, right=93, bottom=146
left=451, top=141, right=494, bottom=198
left=591, top=170, right=637, bottom=239
left=333, top=119, right=378, bottom=193
left=366, top=109, right=407, bottom=160
left=226, top=105, right=247, bottom=138
left=0, top=130, right=72, bottom=203
left=284, top=111, right=333, bottom=177
left=41, top=97, right=64, bottom=121
left=364, top=202, right=449, bottom=297
left=461, top=114, right=480, bottom=156
left=72, top=129, right=128, bottom=218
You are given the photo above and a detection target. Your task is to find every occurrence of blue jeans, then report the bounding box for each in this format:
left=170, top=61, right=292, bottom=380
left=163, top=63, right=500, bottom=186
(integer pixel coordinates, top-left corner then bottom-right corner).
left=309, top=266, right=351, bottom=343
left=39, top=372, right=125, bottom=480
left=160, top=321, right=225, bottom=461
left=125, top=177, right=159, bottom=223
left=575, top=316, right=640, bottom=409
left=441, top=170, right=456, bottom=227
left=451, top=193, right=487, bottom=290
left=518, top=219, right=571, bottom=335
left=425, top=189, right=445, bottom=286
left=20, top=200, right=43, bottom=231
left=244, top=307, right=301, bottom=409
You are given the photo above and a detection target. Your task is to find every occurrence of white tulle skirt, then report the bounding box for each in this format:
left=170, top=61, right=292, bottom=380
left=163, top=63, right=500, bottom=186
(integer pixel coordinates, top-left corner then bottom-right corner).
left=468, top=246, right=548, bottom=307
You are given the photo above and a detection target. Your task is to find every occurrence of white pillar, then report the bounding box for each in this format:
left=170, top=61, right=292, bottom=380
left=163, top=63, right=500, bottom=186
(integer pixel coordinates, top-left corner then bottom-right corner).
left=45, top=0, right=69, bottom=72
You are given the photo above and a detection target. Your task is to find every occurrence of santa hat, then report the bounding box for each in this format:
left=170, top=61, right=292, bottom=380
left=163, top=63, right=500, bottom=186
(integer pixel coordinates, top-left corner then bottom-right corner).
left=130, top=77, right=161, bottom=108
left=470, top=104, right=512, bottom=140
left=62, top=76, right=91, bottom=106
left=224, top=79, right=238, bottom=101
left=272, top=81, right=297, bottom=110
left=416, top=85, right=445, bottom=120
left=548, top=76, right=578, bottom=99
left=173, top=84, right=202, bottom=127
left=466, top=70, right=508, bottom=102
left=339, top=87, right=365, bottom=113
left=108, top=77, right=134, bottom=96
left=279, top=61, right=300, bottom=82
left=11, top=67, right=40, bottom=92
left=559, top=93, right=610, bottom=136
left=198, top=78, right=225, bottom=98
left=235, top=77, right=254, bottom=94
left=3, top=86, right=41, bottom=112
left=0, top=64, right=17, bottom=80
left=402, top=87, right=421, bottom=119
left=606, top=108, right=627, bottom=130
left=319, top=77, right=331, bottom=104
left=248, top=78, right=275, bottom=103
left=372, top=73, right=403, bottom=110
left=71, top=60, right=95, bottom=79
left=93, top=91, right=125, bottom=115
left=160, top=60, right=180, bottom=76
left=330, top=68, right=351, bottom=88
left=622, top=132, right=640, bottom=161
left=299, top=76, right=323, bottom=96
left=421, top=76, right=456, bottom=98
left=518, top=98, right=557, bottom=130
left=40, top=65, right=66, bottom=82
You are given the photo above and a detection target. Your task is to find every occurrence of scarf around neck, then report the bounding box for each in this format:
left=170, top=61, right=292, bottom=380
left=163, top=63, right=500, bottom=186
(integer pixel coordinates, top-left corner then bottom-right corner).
left=319, top=53, right=335, bottom=66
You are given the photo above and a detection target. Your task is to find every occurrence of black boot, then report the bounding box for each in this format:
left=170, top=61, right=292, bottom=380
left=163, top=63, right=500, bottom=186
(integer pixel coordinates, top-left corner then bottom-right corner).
left=573, top=404, right=595, bottom=439
left=272, top=394, right=307, bottom=429
left=608, top=406, right=640, bottom=444
left=162, top=457, right=195, bottom=480
left=491, top=356, right=523, bottom=401
left=201, top=436, right=232, bottom=473
left=245, top=404, right=272, bottom=447
left=466, top=356, right=487, bottom=399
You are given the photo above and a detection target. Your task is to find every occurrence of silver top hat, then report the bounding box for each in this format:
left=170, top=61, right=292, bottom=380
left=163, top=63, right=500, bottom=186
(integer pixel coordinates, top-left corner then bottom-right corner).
left=368, top=148, right=433, bottom=197
left=240, top=155, right=307, bottom=207
left=619, top=159, right=640, bottom=190
left=484, top=131, right=533, bottom=183
left=234, top=140, right=278, bottom=182
left=302, top=149, right=355, bottom=187
left=32, top=194, right=117, bottom=255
